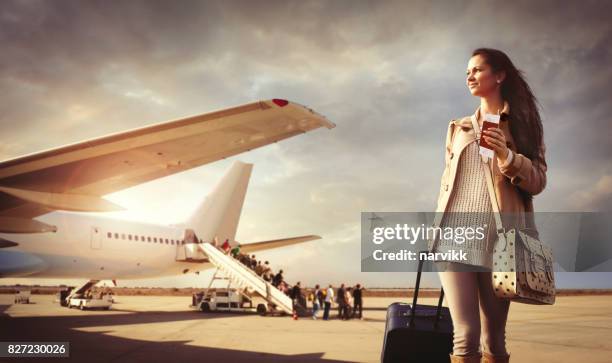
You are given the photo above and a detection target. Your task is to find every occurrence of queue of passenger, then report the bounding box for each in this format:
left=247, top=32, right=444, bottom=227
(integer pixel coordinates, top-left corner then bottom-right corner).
left=310, top=283, right=364, bottom=320
left=226, top=246, right=365, bottom=320
left=233, top=251, right=281, bottom=283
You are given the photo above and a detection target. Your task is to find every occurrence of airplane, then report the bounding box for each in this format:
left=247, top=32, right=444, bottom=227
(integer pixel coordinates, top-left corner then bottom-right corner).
left=0, top=99, right=334, bottom=290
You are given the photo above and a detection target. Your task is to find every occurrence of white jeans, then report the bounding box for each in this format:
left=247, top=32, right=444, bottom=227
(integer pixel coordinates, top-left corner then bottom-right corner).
left=438, top=262, right=510, bottom=357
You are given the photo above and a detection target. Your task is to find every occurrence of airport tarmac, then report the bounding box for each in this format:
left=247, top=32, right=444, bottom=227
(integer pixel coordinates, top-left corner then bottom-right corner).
left=1, top=294, right=611, bottom=362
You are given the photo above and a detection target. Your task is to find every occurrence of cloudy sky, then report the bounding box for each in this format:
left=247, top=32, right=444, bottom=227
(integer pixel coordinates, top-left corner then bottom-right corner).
left=1, top=0, right=611, bottom=288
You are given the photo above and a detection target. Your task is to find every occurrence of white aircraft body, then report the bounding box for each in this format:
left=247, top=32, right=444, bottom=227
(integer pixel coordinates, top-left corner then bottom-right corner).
left=0, top=99, right=334, bottom=281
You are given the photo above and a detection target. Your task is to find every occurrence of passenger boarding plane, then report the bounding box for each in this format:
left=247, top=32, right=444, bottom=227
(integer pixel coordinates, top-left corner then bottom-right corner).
left=0, top=99, right=334, bottom=288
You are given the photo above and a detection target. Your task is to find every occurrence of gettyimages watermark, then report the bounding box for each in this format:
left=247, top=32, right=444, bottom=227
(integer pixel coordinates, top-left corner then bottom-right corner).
left=361, top=212, right=612, bottom=272
left=370, top=222, right=486, bottom=262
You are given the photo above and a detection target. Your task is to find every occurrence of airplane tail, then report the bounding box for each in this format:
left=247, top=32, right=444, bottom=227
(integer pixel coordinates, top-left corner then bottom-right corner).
left=186, top=161, right=253, bottom=244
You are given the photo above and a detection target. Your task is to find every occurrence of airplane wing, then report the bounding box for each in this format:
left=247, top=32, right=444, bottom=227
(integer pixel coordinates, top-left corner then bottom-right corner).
left=237, top=235, right=321, bottom=254
left=0, top=99, right=334, bottom=227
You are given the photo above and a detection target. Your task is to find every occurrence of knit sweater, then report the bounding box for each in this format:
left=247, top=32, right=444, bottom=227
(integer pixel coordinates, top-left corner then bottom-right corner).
left=432, top=139, right=495, bottom=268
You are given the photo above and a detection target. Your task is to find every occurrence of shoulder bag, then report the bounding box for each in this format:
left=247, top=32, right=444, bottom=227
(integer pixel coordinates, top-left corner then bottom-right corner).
left=470, top=116, right=555, bottom=305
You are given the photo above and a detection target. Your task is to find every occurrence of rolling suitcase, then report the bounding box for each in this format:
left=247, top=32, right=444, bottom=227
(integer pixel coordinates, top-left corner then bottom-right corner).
left=381, top=255, right=454, bottom=363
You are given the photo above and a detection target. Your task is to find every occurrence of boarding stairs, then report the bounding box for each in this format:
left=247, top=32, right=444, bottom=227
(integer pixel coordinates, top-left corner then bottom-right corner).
left=189, top=243, right=294, bottom=314
left=198, top=267, right=254, bottom=310
left=65, top=279, right=100, bottom=304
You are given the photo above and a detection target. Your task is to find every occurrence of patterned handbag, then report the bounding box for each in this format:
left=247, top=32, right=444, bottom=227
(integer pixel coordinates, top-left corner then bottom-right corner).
left=471, top=116, right=555, bottom=305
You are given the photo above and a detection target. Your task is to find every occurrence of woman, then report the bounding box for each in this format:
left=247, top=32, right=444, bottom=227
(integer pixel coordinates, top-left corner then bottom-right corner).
left=311, top=284, right=321, bottom=320
left=428, top=48, right=547, bottom=363
left=344, top=287, right=354, bottom=320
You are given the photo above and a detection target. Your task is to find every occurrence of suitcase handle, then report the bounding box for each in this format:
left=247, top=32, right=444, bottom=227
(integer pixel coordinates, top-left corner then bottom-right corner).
left=409, top=251, right=445, bottom=328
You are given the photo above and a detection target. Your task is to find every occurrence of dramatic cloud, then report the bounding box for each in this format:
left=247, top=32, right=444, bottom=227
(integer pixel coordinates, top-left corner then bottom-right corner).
left=1, top=0, right=611, bottom=287
left=569, top=175, right=612, bottom=212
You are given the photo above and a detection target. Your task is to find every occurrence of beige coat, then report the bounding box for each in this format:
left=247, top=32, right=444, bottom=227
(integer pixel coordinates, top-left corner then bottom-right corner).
left=430, top=101, right=547, bottom=252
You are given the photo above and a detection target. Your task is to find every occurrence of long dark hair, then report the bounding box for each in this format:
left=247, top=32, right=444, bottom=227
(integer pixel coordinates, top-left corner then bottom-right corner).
left=472, top=48, right=543, bottom=203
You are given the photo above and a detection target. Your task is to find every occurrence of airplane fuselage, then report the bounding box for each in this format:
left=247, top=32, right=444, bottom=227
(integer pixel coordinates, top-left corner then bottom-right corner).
left=0, top=211, right=212, bottom=279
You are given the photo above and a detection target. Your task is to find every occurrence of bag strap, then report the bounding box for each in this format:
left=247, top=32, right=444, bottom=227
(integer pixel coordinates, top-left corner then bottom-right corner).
left=469, top=116, right=505, bottom=235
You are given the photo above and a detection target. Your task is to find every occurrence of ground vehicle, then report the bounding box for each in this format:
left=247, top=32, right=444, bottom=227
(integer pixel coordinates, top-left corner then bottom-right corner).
left=191, top=288, right=264, bottom=314
left=68, top=293, right=113, bottom=310
left=14, top=290, right=31, bottom=304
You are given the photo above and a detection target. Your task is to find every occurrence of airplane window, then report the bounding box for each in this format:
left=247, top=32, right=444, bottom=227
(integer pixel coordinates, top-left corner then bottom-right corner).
left=114, top=233, right=119, bottom=239
left=154, top=238, right=158, bottom=243
left=141, top=236, right=145, bottom=242
left=107, top=232, right=112, bottom=238
left=128, top=235, right=132, bottom=241
left=165, top=239, right=169, bottom=244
